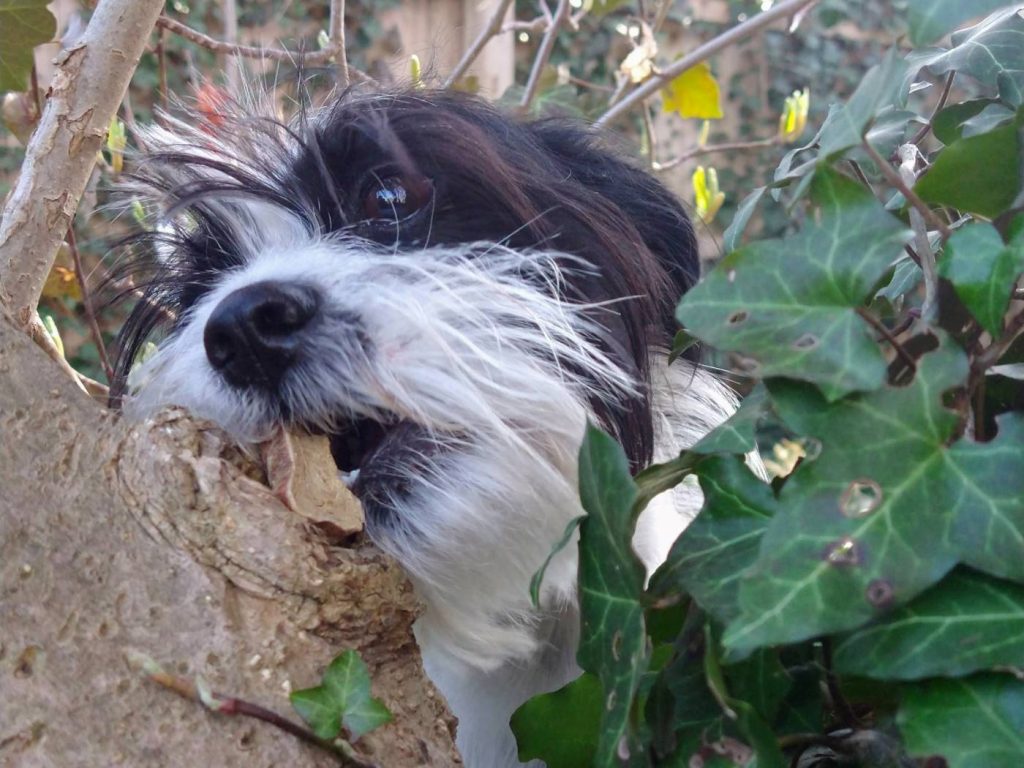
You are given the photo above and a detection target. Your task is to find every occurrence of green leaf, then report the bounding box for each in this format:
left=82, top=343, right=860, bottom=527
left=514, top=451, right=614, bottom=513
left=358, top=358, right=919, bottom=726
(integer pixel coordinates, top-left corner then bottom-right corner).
left=723, top=187, right=767, bottom=253
left=906, top=0, right=1020, bottom=46
left=650, top=456, right=776, bottom=623
left=290, top=650, right=392, bottom=740
left=723, top=346, right=1024, bottom=658
left=916, top=118, right=1023, bottom=219
left=529, top=515, right=584, bottom=607
left=833, top=568, right=1024, bottom=679
left=0, top=0, right=57, bottom=91
left=899, top=674, right=1024, bottom=767
left=691, top=385, right=768, bottom=456
left=939, top=222, right=1024, bottom=335
left=576, top=424, right=650, bottom=767
left=920, top=7, right=1024, bottom=107
left=817, top=48, right=909, bottom=159
left=668, top=329, right=698, bottom=365
left=703, top=626, right=787, bottom=768
left=933, top=99, right=1002, bottom=144
left=723, top=649, right=793, bottom=725
left=677, top=169, right=912, bottom=401
left=511, top=673, right=602, bottom=768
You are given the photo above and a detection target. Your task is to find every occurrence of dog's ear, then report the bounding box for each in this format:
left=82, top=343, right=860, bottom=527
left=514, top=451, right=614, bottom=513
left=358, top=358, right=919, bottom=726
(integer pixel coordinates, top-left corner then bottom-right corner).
left=526, top=120, right=700, bottom=304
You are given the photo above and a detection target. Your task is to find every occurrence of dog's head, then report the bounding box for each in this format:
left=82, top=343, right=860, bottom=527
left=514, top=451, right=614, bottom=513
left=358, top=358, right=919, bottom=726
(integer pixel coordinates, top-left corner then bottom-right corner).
left=112, top=90, right=698, bottom=664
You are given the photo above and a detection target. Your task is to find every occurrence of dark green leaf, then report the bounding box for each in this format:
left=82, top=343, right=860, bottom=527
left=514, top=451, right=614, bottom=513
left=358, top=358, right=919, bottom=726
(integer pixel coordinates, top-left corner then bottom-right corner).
left=633, top=452, right=701, bottom=513
left=938, top=222, right=1024, bottom=335
left=529, top=515, right=584, bottom=607
left=703, top=626, right=787, bottom=768
left=933, top=99, right=1002, bottom=144
left=833, top=568, right=1024, bottom=679
left=576, top=424, right=650, bottom=767
left=692, top=385, right=768, bottom=456
left=677, top=169, right=912, bottom=401
left=0, top=0, right=56, bottom=91
left=511, top=673, right=602, bottom=768
left=650, top=456, right=776, bottom=623
left=916, top=119, right=1023, bottom=219
left=899, top=674, right=1024, bottom=767
left=668, top=329, right=698, bottom=365
left=818, top=49, right=909, bottom=159
left=723, top=187, right=767, bottom=253
left=875, top=255, right=923, bottom=303
left=920, top=8, right=1024, bottom=107
left=290, top=650, right=392, bottom=740
left=906, top=0, right=1019, bottom=45
left=724, top=649, right=793, bottom=724
left=723, top=346, right=1024, bottom=657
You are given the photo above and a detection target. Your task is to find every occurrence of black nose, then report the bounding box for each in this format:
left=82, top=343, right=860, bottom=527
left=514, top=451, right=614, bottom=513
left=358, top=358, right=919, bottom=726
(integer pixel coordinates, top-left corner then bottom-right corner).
left=203, top=281, right=320, bottom=390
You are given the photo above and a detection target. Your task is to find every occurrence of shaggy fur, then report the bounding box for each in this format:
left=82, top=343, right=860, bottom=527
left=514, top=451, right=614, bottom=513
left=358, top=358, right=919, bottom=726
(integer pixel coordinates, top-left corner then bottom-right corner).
left=111, top=90, right=742, bottom=767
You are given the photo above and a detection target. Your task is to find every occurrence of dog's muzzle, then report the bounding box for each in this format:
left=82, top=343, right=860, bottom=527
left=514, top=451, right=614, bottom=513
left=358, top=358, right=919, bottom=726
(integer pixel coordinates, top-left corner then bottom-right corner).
left=203, top=280, right=322, bottom=390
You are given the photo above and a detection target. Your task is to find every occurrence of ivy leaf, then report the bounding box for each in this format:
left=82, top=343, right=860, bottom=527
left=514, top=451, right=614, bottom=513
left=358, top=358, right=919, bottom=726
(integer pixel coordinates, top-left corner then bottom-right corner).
left=723, top=187, right=768, bottom=253
left=0, top=0, right=57, bottom=91
left=723, top=346, right=1024, bottom=658
left=920, top=7, right=1024, bottom=107
left=833, top=568, right=1024, bottom=679
left=899, top=674, right=1024, bottom=767
left=576, top=424, right=650, bottom=767
left=691, top=385, right=769, bottom=456
left=677, top=169, right=912, bottom=401
left=650, top=456, right=777, bottom=624
left=290, top=650, right=392, bottom=741
left=932, top=98, right=1002, bottom=144
left=817, top=48, right=908, bottom=159
left=905, top=0, right=1020, bottom=46
left=662, top=62, right=723, bottom=120
left=724, top=648, right=793, bottom=725
left=939, top=222, right=1024, bottom=335
left=916, top=118, right=1023, bottom=219
left=511, top=673, right=602, bottom=768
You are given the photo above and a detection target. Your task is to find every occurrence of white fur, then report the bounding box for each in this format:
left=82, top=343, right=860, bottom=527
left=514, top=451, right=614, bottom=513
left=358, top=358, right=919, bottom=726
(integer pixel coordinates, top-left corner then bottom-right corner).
left=126, top=204, right=747, bottom=767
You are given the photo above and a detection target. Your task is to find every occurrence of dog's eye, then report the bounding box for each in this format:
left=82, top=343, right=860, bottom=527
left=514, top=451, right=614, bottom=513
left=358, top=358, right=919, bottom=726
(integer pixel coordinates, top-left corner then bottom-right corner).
left=361, top=174, right=432, bottom=222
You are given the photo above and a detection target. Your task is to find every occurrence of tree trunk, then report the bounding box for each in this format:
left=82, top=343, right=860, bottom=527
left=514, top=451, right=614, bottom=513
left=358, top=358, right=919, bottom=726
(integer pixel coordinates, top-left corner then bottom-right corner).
left=0, top=312, right=460, bottom=767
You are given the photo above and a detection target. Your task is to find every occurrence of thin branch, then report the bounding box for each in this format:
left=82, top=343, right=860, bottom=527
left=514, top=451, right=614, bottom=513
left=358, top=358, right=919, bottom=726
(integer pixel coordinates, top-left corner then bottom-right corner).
left=65, top=226, right=113, bottom=383
left=862, top=139, right=952, bottom=240
left=0, top=0, right=166, bottom=329
left=521, top=0, right=571, bottom=110
left=974, top=307, right=1024, bottom=375
left=141, top=666, right=377, bottom=768
left=154, top=14, right=366, bottom=77
left=30, top=64, right=42, bottom=119
left=641, top=104, right=657, bottom=169
left=156, top=26, right=169, bottom=111
left=595, top=0, right=820, bottom=127
left=821, top=638, right=859, bottom=728
left=654, top=136, right=778, bottom=171
left=329, top=0, right=349, bottom=87
left=856, top=307, right=916, bottom=374
left=443, top=0, right=516, bottom=89
left=898, top=143, right=941, bottom=323
left=911, top=71, right=955, bottom=146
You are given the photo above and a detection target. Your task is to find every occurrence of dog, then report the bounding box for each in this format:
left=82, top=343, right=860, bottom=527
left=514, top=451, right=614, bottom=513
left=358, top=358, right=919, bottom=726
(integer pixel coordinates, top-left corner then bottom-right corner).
left=112, top=89, right=743, bottom=767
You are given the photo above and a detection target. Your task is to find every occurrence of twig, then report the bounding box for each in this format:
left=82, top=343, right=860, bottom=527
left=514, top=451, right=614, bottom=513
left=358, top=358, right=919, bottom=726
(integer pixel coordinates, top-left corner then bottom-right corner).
left=156, top=27, right=169, bottom=111
left=911, top=71, right=955, bottom=146
left=641, top=104, right=657, bottom=169
left=141, top=665, right=377, bottom=767
left=821, top=638, right=859, bottom=728
left=595, top=0, right=820, bottom=127
left=521, top=0, right=571, bottom=110
left=154, top=14, right=366, bottom=77
left=855, top=307, right=916, bottom=374
left=222, top=0, right=241, bottom=94
left=328, top=0, right=349, bottom=87
left=0, top=0, right=166, bottom=329
left=974, top=308, right=1024, bottom=375
left=654, top=136, right=778, bottom=171
left=66, top=226, right=114, bottom=383
left=30, top=64, right=42, bottom=119
left=443, top=0, right=516, bottom=89
left=862, top=140, right=951, bottom=242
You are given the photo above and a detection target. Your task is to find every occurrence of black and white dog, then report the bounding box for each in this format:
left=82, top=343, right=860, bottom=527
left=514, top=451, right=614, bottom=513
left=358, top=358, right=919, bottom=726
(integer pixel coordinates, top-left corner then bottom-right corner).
left=113, top=90, right=741, bottom=767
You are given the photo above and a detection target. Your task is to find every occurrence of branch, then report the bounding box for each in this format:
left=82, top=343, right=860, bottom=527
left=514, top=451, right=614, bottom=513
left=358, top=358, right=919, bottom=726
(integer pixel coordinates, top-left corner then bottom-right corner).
left=0, top=0, right=166, bottom=329
left=654, top=136, right=779, bottom=171
left=154, top=14, right=366, bottom=77
left=66, top=226, right=114, bottom=383
left=443, top=0, right=516, bottom=89
left=329, top=0, right=349, bottom=87
left=521, top=0, right=571, bottom=110
left=595, top=0, right=819, bottom=127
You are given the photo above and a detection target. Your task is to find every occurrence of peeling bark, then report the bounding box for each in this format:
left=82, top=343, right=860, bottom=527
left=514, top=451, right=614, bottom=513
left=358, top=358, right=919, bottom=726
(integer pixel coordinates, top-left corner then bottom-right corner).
left=0, top=313, right=460, bottom=767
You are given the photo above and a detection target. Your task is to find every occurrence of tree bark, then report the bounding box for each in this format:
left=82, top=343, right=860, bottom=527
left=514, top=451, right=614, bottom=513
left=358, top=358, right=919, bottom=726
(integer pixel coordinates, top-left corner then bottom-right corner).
left=0, top=312, right=460, bottom=767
